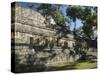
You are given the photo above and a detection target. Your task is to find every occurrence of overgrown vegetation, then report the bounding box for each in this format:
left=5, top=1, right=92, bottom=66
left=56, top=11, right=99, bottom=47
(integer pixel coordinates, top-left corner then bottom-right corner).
left=13, top=3, right=97, bottom=72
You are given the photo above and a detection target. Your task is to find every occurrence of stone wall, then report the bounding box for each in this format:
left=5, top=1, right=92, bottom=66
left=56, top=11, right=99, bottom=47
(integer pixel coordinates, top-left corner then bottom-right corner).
left=11, top=4, right=78, bottom=71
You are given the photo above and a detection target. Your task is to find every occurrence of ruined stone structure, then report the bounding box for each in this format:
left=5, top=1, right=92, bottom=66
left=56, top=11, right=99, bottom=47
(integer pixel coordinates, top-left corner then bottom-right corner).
left=11, top=4, right=79, bottom=71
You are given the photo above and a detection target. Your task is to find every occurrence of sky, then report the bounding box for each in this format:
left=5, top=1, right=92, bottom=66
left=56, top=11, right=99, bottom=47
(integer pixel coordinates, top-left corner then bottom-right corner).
left=69, top=19, right=83, bottom=31
left=16, top=2, right=83, bottom=31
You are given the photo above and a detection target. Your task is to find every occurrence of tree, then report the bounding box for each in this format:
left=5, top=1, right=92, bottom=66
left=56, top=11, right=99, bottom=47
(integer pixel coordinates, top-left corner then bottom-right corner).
left=66, top=6, right=82, bottom=35
left=80, top=7, right=97, bottom=39
left=66, top=6, right=97, bottom=61
left=66, top=6, right=97, bottom=40
left=37, top=4, right=67, bottom=27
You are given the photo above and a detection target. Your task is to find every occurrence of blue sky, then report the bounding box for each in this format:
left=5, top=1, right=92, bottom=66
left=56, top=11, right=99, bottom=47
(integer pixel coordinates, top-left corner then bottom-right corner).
left=16, top=2, right=83, bottom=31
left=69, top=19, right=83, bottom=31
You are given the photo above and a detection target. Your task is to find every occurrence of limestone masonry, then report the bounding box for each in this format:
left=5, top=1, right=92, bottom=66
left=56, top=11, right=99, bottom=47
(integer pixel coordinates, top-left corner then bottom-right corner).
left=11, top=4, right=79, bottom=69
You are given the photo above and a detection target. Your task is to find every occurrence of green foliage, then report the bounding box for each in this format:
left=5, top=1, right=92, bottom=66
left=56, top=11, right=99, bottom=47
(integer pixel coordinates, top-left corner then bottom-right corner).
left=66, top=6, right=97, bottom=39
left=37, top=4, right=67, bottom=26
left=67, top=6, right=82, bottom=22
left=51, top=10, right=66, bottom=26
left=81, top=7, right=97, bottom=39
left=37, top=4, right=52, bottom=16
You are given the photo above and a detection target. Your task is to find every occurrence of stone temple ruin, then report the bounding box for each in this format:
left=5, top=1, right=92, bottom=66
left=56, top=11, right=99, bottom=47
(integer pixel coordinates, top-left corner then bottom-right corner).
left=11, top=4, right=81, bottom=72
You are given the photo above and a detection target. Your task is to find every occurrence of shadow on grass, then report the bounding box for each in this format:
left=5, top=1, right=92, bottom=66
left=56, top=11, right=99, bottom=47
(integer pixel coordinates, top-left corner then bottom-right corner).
left=48, top=59, right=97, bottom=71
left=15, top=59, right=97, bottom=73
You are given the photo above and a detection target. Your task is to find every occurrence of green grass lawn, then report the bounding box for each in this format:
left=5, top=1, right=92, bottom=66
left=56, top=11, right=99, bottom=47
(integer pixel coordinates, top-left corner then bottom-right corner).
left=74, top=61, right=97, bottom=69
left=48, top=60, right=97, bottom=70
